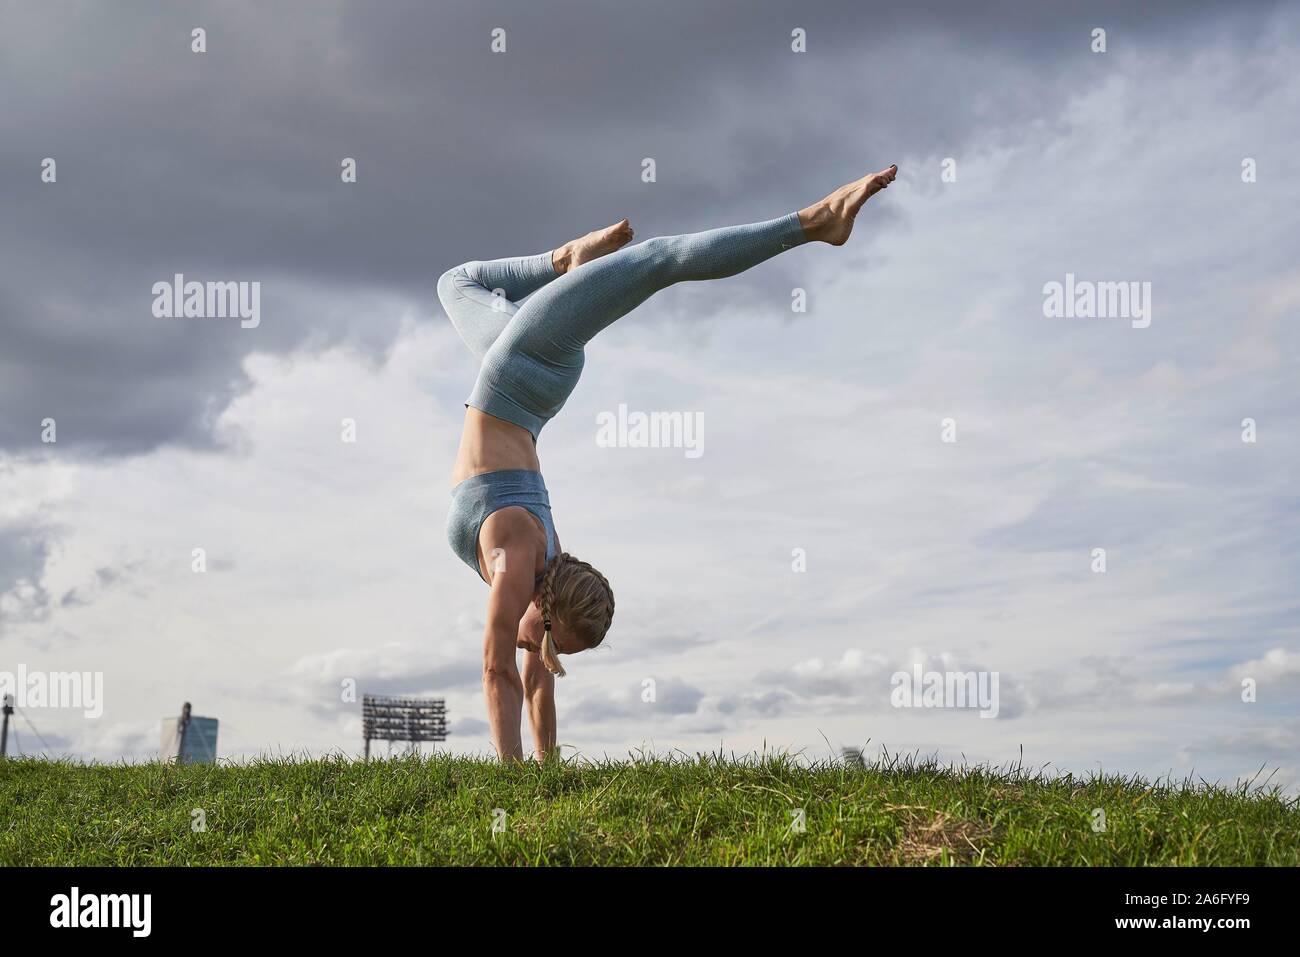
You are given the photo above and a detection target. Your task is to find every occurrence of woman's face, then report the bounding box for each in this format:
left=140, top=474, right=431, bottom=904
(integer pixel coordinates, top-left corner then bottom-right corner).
left=515, top=600, right=583, bottom=655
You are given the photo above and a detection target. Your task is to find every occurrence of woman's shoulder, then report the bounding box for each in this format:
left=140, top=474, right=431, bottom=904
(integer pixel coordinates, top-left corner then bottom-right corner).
left=479, top=505, right=550, bottom=579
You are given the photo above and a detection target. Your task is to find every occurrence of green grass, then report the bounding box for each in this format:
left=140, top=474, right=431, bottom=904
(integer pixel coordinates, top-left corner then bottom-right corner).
left=2, top=751, right=1296, bottom=865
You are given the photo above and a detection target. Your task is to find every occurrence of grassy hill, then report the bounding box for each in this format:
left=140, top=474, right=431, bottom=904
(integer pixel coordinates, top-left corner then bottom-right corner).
left=2, top=752, right=1296, bottom=865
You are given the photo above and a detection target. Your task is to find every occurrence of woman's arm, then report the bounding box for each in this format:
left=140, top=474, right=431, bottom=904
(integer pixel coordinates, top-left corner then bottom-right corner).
left=481, top=554, right=536, bottom=762
left=522, top=650, right=556, bottom=761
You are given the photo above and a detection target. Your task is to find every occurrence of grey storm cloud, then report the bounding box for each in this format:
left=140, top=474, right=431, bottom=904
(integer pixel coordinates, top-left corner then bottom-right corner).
left=1, top=0, right=1281, bottom=455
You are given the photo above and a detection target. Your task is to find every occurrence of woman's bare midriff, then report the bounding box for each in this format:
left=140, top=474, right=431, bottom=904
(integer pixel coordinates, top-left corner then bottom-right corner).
left=451, top=407, right=541, bottom=486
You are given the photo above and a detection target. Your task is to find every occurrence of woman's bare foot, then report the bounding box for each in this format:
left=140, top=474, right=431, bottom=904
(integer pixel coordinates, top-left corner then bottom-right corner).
left=798, top=165, right=898, bottom=246
left=552, top=219, right=635, bottom=274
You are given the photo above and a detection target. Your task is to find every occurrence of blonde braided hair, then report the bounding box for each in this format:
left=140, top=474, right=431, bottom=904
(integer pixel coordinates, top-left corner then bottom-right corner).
left=538, top=552, right=614, bottom=677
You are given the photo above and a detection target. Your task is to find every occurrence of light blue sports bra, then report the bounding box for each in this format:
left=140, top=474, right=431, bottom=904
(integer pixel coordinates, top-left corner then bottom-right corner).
left=447, top=469, right=557, bottom=584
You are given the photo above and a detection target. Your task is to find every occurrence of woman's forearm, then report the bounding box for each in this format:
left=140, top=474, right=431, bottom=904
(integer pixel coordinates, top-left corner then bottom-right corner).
left=483, top=667, right=525, bottom=761
left=527, top=688, right=556, bottom=761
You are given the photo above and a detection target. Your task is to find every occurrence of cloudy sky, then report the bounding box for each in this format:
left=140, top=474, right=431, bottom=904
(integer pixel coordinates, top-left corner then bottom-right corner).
left=2, top=1, right=1297, bottom=790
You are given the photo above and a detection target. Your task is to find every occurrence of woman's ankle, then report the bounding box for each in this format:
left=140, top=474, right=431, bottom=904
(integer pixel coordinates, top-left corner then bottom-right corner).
left=551, top=246, right=574, bottom=275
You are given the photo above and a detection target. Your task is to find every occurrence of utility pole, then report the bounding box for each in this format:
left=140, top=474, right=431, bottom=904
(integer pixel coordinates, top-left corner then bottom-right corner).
left=1, top=693, right=13, bottom=757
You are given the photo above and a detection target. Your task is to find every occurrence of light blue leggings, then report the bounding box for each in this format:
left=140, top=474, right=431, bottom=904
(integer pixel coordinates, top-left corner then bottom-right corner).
left=437, top=211, right=808, bottom=438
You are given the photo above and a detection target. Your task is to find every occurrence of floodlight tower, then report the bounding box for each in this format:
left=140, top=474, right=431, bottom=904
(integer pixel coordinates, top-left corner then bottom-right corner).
left=361, top=695, right=449, bottom=759
left=1, top=694, right=13, bottom=757
left=176, top=701, right=192, bottom=758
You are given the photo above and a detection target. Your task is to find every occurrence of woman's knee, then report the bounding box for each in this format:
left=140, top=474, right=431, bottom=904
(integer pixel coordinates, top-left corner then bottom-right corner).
left=636, top=236, right=682, bottom=282
left=437, top=262, right=481, bottom=306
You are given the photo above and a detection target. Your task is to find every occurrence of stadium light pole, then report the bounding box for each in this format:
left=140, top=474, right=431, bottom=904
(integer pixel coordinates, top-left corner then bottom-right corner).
left=1, top=693, right=13, bottom=757
left=176, top=701, right=192, bottom=762
left=361, top=695, right=448, bottom=760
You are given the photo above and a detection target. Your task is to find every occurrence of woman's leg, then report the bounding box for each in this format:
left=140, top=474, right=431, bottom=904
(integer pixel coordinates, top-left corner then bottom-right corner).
left=437, top=253, right=558, bottom=361
left=503, top=212, right=811, bottom=356
left=437, top=220, right=636, bottom=360
left=469, top=165, right=899, bottom=436
left=506, top=164, right=900, bottom=353
left=468, top=213, right=807, bottom=435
